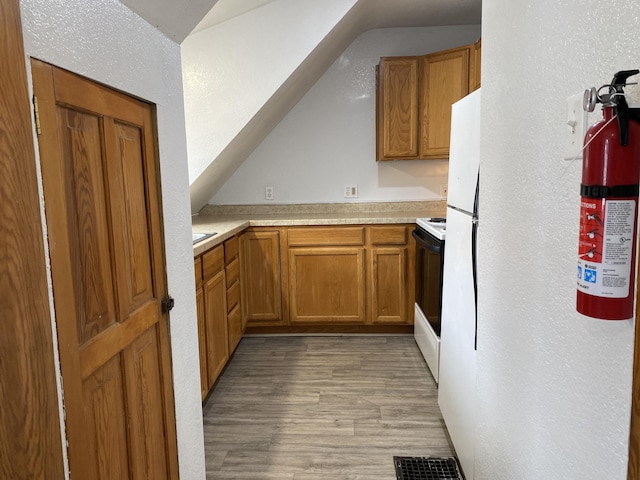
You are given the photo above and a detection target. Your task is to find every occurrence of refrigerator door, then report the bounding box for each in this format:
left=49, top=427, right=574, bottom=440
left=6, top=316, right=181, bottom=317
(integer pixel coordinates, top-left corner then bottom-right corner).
left=438, top=206, right=477, bottom=480
left=447, top=89, right=481, bottom=214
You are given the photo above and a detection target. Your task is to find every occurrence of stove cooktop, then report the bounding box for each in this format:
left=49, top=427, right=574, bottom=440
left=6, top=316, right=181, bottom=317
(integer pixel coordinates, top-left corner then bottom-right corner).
left=416, top=217, right=446, bottom=240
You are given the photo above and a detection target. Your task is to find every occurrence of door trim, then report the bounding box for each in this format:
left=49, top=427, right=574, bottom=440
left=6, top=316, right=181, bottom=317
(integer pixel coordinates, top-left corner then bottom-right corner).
left=628, top=284, right=640, bottom=478
left=0, top=1, right=65, bottom=478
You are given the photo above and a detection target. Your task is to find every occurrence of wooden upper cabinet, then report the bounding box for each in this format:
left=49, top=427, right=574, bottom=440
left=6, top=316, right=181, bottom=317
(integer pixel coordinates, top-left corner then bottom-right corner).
left=420, top=46, right=470, bottom=159
left=376, top=57, right=420, bottom=160
left=376, top=40, right=480, bottom=161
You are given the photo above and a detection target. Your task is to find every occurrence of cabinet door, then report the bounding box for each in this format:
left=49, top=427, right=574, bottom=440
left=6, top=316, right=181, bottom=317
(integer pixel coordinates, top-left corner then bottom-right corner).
left=227, top=305, right=242, bottom=355
left=240, top=230, right=283, bottom=326
left=195, top=286, right=207, bottom=400
left=420, top=47, right=470, bottom=159
left=204, top=270, right=228, bottom=389
left=469, top=39, right=481, bottom=92
left=369, top=247, right=407, bottom=324
left=377, top=57, right=420, bottom=160
left=289, top=247, right=365, bottom=324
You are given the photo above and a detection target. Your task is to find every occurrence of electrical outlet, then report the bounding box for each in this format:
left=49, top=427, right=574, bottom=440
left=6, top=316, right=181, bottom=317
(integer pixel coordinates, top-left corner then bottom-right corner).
left=344, top=185, right=358, bottom=198
left=440, top=184, right=448, bottom=198
left=265, top=186, right=274, bottom=200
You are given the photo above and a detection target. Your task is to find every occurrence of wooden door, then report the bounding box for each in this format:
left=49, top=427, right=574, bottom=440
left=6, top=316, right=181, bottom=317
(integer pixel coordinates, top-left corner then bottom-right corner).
left=376, top=57, right=420, bottom=160
left=31, top=60, right=178, bottom=480
left=420, top=47, right=470, bottom=159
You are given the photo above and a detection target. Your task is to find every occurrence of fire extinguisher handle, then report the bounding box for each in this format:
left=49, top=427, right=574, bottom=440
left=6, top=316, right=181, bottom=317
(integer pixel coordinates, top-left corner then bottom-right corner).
left=611, top=70, right=639, bottom=89
left=609, top=70, right=639, bottom=146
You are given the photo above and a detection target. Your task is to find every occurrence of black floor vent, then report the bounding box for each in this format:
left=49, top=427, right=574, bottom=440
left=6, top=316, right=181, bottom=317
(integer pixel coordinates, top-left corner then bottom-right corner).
left=394, top=456, right=463, bottom=480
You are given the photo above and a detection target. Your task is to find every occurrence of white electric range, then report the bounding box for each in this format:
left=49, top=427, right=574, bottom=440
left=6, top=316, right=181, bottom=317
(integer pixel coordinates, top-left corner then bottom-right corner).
left=412, top=217, right=446, bottom=382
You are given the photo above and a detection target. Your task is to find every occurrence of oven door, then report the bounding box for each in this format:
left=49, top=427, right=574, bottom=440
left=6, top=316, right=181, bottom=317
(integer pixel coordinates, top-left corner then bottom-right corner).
left=412, top=226, right=445, bottom=383
left=412, top=226, right=444, bottom=335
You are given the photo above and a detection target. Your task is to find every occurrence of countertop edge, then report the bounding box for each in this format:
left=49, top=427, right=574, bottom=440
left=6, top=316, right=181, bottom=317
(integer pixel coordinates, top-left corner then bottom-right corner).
left=192, top=211, right=431, bottom=256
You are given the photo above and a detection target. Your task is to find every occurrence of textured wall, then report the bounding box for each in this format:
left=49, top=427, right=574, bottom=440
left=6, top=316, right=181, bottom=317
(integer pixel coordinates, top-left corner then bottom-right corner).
left=477, top=1, right=638, bottom=478
left=182, top=0, right=358, bottom=185
left=209, top=25, right=481, bottom=205
left=19, top=0, right=205, bottom=478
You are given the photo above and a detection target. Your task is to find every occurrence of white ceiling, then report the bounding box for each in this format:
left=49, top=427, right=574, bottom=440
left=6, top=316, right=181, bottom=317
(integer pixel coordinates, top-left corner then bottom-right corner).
left=191, top=0, right=278, bottom=34
left=119, top=0, right=481, bottom=43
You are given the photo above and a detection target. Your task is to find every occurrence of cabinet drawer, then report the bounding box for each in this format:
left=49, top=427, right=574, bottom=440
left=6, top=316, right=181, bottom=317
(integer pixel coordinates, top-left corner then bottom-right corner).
left=224, top=236, right=239, bottom=265
left=203, top=244, right=224, bottom=280
left=288, top=227, right=364, bottom=247
left=370, top=226, right=407, bottom=245
left=226, top=279, right=240, bottom=312
left=226, top=257, right=239, bottom=286
left=194, top=256, right=203, bottom=288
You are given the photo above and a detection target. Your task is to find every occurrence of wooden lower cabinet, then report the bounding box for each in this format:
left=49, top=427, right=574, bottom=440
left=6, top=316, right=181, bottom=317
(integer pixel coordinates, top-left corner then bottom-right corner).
left=240, top=229, right=283, bottom=326
left=200, top=225, right=414, bottom=342
left=238, top=225, right=415, bottom=328
left=195, top=235, right=244, bottom=400
left=224, top=235, right=243, bottom=355
left=289, top=247, right=366, bottom=324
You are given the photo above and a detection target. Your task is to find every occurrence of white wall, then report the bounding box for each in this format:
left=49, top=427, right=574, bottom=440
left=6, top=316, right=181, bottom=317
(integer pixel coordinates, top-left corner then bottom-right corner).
left=20, top=1, right=205, bottom=479
left=209, top=25, right=481, bottom=205
left=182, top=0, right=358, bottom=184
left=477, top=1, right=638, bottom=479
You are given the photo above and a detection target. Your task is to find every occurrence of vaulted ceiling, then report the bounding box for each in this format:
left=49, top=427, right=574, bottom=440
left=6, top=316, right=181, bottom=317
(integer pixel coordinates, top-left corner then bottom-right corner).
left=119, top=0, right=481, bottom=43
left=118, top=0, right=481, bottom=212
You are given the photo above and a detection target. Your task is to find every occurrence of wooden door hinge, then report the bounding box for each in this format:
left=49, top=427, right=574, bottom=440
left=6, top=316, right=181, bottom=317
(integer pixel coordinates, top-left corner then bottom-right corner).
left=32, top=95, right=42, bottom=135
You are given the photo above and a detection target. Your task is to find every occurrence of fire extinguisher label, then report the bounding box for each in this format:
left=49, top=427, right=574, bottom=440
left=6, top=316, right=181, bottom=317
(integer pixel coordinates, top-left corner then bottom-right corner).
left=577, top=199, right=636, bottom=297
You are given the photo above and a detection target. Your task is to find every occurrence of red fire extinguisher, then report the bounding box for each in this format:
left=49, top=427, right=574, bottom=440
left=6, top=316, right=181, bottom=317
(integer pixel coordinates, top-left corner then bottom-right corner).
left=577, top=70, right=640, bottom=320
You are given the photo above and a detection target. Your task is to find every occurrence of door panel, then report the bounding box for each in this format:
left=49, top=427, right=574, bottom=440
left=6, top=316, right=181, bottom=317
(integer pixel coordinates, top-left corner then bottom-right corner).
left=31, top=59, right=178, bottom=480
left=124, top=326, right=170, bottom=480
left=57, top=107, right=118, bottom=344
left=112, top=121, right=154, bottom=310
left=82, top=356, right=130, bottom=479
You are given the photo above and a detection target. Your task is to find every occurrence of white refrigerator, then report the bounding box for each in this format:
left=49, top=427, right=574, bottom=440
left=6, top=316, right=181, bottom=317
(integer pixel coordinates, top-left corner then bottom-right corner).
left=438, top=88, right=481, bottom=480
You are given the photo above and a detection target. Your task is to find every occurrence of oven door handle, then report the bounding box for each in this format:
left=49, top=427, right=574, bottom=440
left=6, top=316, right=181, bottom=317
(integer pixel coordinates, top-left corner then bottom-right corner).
left=412, top=228, right=443, bottom=254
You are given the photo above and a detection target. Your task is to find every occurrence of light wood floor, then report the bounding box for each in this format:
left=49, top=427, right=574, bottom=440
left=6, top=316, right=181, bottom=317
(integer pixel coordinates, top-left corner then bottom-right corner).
left=202, top=335, right=454, bottom=479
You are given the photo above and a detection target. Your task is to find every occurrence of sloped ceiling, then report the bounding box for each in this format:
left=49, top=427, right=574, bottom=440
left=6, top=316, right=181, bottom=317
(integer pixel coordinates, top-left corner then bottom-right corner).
left=119, top=0, right=481, bottom=45
left=118, top=0, right=481, bottom=212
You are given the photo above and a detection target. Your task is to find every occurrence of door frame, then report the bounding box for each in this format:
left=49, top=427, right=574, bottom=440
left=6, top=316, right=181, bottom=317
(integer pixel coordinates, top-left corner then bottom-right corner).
left=31, top=59, right=179, bottom=480
left=628, top=282, right=640, bottom=478
left=0, top=1, right=65, bottom=478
